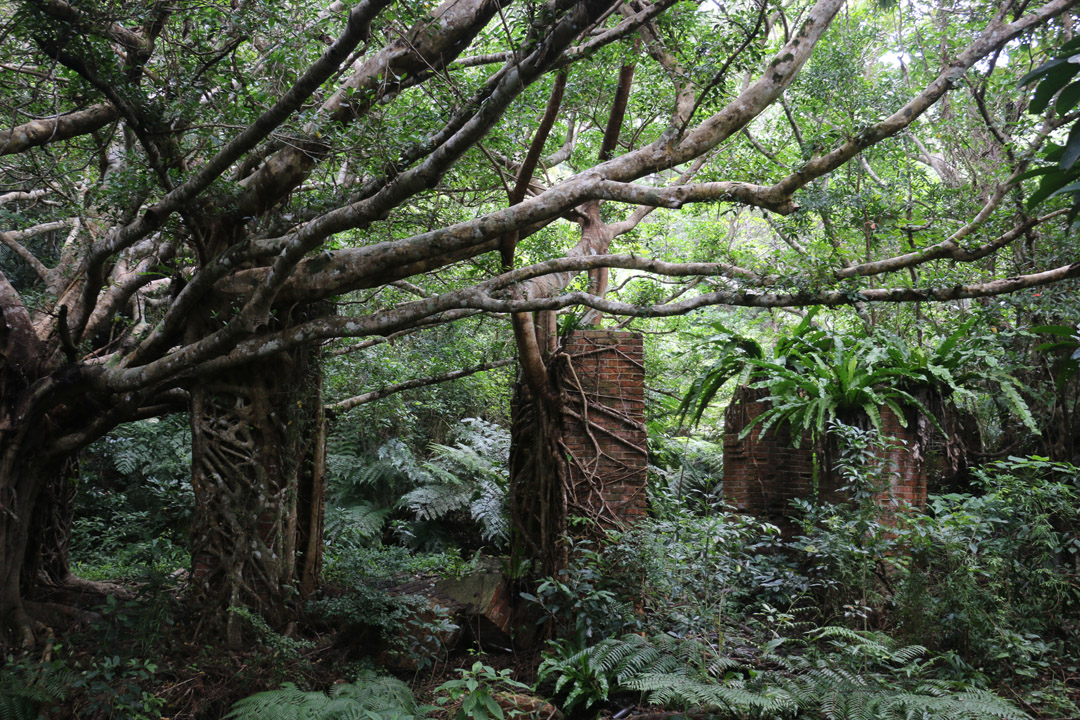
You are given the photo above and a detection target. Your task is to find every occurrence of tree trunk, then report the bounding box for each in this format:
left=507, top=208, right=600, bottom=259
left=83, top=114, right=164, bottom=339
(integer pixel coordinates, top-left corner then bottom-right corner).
left=508, top=376, right=571, bottom=578
left=188, top=309, right=326, bottom=645
left=0, top=451, right=58, bottom=649
left=21, top=455, right=78, bottom=590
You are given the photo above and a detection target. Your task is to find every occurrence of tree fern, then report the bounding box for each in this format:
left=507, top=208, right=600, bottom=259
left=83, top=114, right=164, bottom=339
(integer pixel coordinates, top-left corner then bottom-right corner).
left=649, top=437, right=725, bottom=507
left=399, top=421, right=510, bottom=544
left=469, top=477, right=508, bottom=542
left=325, top=502, right=391, bottom=545
left=399, top=466, right=472, bottom=521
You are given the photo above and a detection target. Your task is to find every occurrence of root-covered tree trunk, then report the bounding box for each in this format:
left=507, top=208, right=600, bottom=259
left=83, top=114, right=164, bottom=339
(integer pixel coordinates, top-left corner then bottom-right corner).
left=0, top=452, right=63, bottom=649
left=21, top=455, right=78, bottom=589
left=188, top=310, right=327, bottom=645
left=508, top=328, right=648, bottom=577
left=509, top=377, right=571, bottom=578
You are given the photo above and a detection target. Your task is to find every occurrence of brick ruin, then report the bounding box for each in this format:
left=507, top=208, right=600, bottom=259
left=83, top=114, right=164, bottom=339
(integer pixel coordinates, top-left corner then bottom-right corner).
left=560, top=330, right=648, bottom=526
left=722, top=385, right=927, bottom=534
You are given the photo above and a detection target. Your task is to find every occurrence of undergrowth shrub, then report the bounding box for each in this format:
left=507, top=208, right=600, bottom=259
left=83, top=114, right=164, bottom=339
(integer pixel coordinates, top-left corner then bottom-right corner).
left=791, top=422, right=907, bottom=625
left=521, top=537, right=640, bottom=647
left=309, top=546, right=468, bottom=668
left=74, top=416, right=192, bottom=579
left=606, top=507, right=805, bottom=635
left=0, top=654, right=75, bottom=720
left=539, top=628, right=1027, bottom=720
left=892, top=456, right=1080, bottom=676
left=435, top=660, right=529, bottom=720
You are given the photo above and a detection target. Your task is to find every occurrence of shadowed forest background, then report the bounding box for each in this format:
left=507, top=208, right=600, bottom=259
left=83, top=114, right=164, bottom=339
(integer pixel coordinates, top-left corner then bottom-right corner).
left=1, top=0, right=1079, bottom=717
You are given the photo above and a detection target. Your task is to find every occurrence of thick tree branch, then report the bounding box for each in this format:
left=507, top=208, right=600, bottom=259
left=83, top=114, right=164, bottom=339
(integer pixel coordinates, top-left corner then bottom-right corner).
left=0, top=104, right=118, bottom=156
left=116, top=0, right=621, bottom=390
left=153, top=259, right=1080, bottom=381
left=37, top=0, right=153, bottom=55
left=0, top=222, right=70, bottom=286
left=326, top=358, right=515, bottom=415
left=0, top=190, right=47, bottom=206
left=227, top=0, right=502, bottom=221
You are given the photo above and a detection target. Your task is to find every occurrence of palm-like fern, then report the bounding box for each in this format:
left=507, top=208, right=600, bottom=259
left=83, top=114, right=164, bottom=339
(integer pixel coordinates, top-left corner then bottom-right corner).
left=681, top=310, right=1038, bottom=447
left=226, top=672, right=426, bottom=720
left=678, top=322, right=767, bottom=427
left=743, top=333, right=933, bottom=445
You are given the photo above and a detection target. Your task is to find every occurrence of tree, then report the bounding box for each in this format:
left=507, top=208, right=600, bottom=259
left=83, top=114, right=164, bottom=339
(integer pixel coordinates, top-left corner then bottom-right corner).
left=1, top=0, right=1078, bottom=645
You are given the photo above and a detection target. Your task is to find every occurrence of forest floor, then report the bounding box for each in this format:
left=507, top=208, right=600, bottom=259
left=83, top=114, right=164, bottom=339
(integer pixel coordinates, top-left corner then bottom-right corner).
left=25, top=574, right=554, bottom=720
left=18, top=568, right=1080, bottom=720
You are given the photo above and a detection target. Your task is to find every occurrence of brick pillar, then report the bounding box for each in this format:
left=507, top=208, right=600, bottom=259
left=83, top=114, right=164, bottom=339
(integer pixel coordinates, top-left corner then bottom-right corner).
left=875, top=405, right=927, bottom=508
left=721, top=387, right=927, bottom=534
left=559, top=330, right=648, bottom=526
left=722, top=386, right=817, bottom=535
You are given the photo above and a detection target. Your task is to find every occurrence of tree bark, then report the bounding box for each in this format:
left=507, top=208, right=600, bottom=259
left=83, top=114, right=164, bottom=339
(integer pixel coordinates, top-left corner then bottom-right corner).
left=21, top=455, right=78, bottom=589
left=508, top=371, right=571, bottom=578
left=0, top=452, right=56, bottom=649
left=188, top=304, right=327, bottom=645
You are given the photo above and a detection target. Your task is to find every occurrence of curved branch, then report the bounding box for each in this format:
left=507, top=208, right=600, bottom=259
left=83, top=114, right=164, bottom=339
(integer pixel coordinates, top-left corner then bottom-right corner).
left=835, top=209, right=1069, bottom=279
left=0, top=104, right=118, bottom=156
left=151, top=259, right=1080, bottom=383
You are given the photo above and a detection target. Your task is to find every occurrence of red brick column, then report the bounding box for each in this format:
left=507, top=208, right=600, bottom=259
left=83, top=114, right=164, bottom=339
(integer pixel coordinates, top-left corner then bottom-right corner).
left=722, top=387, right=927, bottom=533
left=875, top=405, right=927, bottom=507
left=722, top=386, right=817, bottom=535
left=560, top=330, right=648, bottom=526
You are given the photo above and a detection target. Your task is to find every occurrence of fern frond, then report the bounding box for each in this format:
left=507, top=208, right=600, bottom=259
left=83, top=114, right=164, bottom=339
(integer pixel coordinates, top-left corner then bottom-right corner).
left=226, top=674, right=424, bottom=720
left=400, top=482, right=471, bottom=521
left=469, top=478, right=508, bottom=542
left=0, top=660, right=73, bottom=720
left=326, top=503, right=390, bottom=543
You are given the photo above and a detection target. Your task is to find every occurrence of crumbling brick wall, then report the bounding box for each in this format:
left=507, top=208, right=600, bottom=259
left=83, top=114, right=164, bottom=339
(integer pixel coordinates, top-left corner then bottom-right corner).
left=560, top=330, right=648, bottom=525
left=722, top=386, right=926, bottom=533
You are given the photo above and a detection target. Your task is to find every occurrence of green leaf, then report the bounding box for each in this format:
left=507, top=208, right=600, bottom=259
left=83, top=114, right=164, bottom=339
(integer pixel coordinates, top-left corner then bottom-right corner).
left=1027, top=61, right=1080, bottom=114
left=1057, top=79, right=1080, bottom=114
left=1018, top=56, right=1071, bottom=88
left=1028, top=169, right=1080, bottom=208
left=1015, top=166, right=1058, bottom=181
left=1048, top=179, right=1080, bottom=198
left=1061, top=122, right=1080, bottom=170
left=482, top=694, right=504, bottom=720
left=1032, top=324, right=1080, bottom=337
